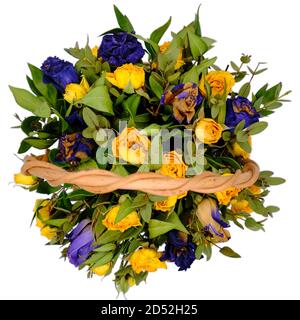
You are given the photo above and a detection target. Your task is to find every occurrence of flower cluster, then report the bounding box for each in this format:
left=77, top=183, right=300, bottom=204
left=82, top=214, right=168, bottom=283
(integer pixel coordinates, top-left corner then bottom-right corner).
left=11, top=6, right=289, bottom=294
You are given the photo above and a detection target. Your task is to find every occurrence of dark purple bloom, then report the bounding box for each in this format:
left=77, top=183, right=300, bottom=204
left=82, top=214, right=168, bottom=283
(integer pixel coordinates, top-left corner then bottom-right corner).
left=160, top=231, right=196, bottom=271
left=56, top=133, right=94, bottom=165
left=226, top=97, right=260, bottom=128
left=161, top=82, right=203, bottom=124
left=67, top=219, right=94, bottom=267
left=41, top=56, right=79, bottom=93
left=99, top=32, right=144, bottom=67
left=66, top=111, right=87, bottom=131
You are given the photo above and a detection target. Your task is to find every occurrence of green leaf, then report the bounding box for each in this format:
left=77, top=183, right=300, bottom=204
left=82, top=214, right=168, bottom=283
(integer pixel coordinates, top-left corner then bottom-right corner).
left=76, top=159, right=98, bottom=171
left=237, top=131, right=249, bottom=143
left=239, top=83, right=251, bottom=97
left=23, top=137, right=55, bottom=149
left=247, top=198, right=268, bottom=216
left=28, top=64, right=57, bottom=105
left=18, top=140, right=31, bottom=154
left=148, top=219, right=175, bottom=238
left=92, top=251, right=114, bottom=268
left=148, top=194, right=168, bottom=202
left=220, top=246, right=241, bottom=258
left=9, top=86, right=51, bottom=118
left=36, top=181, right=60, bottom=194
left=78, top=86, right=114, bottom=115
left=245, top=218, right=264, bottom=232
left=247, top=121, right=268, bottom=135
left=266, top=206, right=280, bottom=213
left=82, top=107, right=99, bottom=129
left=263, top=82, right=282, bottom=103
left=45, top=218, right=68, bottom=228
left=113, top=5, right=134, bottom=33
left=195, top=243, right=204, bottom=259
left=67, top=189, right=94, bottom=201
left=259, top=171, right=274, bottom=178
left=193, top=5, right=202, bottom=36
left=115, top=199, right=135, bottom=224
left=140, top=202, right=152, bottom=223
left=238, top=140, right=252, bottom=153
left=234, top=120, right=246, bottom=134
left=166, top=212, right=189, bottom=234
left=111, top=165, right=129, bottom=177
left=97, top=230, right=121, bottom=245
left=131, top=193, right=149, bottom=208
left=188, top=32, right=208, bottom=60
left=230, top=61, right=239, bottom=72
left=150, top=17, right=172, bottom=44
left=182, top=66, right=199, bottom=84
left=123, top=94, right=141, bottom=119
left=265, top=177, right=286, bottom=186
left=149, top=74, right=164, bottom=99
left=93, top=243, right=116, bottom=253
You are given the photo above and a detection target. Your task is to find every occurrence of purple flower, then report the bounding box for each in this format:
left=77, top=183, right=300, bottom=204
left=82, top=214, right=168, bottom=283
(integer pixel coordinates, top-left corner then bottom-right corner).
left=67, top=219, right=94, bottom=267
left=41, top=56, right=79, bottom=93
left=99, top=32, right=144, bottom=67
left=160, top=231, right=196, bottom=271
left=56, top=133, right=94, bottom=165
left=66, top=111, right=87, bottom=131
left=226, top=97, right=260, bottom=128
left=161, top=82, right=203, bottom=124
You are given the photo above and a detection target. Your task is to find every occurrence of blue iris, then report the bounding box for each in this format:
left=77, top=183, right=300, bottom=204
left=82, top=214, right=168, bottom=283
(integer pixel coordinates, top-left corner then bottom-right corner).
left=67, top=219, right=95, bottom=267
left=41, top=56, right=79, bottom=93
left=226, top=96, right=260, bottom=128
left=160, top=231, right=197, bottom=271
left=99, top=32, right=145, bottom=67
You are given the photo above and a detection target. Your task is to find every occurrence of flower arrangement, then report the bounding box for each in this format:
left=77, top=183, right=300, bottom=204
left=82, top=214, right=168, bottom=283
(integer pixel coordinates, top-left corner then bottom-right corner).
left=11, top=5, right=290, bottom=294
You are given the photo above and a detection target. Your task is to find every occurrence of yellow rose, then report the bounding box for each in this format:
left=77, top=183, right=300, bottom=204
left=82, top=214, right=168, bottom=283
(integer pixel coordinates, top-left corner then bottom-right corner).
left=14, top=173, right=37, bottom=186
left=102, top=205, right=142, bottom=232
left=34, top=200, right=57, bottom=240
left=196, top=198, right=231, bottom=243
left=64, top=76, right=90, bottom=103
left=93, top=262, right=111, bottom=276
left=91, top=45, right=99, bottom=58
left=195, top=118, right=223, bottom=144
left=159, top=41, right=184, bottom=70
left=232, top=137, right=252, bottom=160
left=248, top=185, right=261, bottom=195
left=106, top=63, right=145, bottom=90
left=231, top=199, right=252, bottom=214
left=199, top=71, right=235, bottom=97
left=215, top=174, right=240, bottom=205
left=154, top=195, right=178, bottom=212
left=159, top=151, right=187, bottom=178
left=129, top=248, right=167, bottom=274
left=40, top=226, right=57, bottom=240
left=112, top=127, right=150, bottom=165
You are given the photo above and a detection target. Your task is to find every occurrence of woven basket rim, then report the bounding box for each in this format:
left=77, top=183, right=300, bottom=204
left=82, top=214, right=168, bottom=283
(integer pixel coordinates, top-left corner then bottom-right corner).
left=21, top=156, right=260, bottom=196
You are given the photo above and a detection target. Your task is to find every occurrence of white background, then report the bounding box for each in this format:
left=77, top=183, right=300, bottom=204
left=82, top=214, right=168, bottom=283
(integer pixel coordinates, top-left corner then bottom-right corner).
left=0, top=0, right=299, bottom=300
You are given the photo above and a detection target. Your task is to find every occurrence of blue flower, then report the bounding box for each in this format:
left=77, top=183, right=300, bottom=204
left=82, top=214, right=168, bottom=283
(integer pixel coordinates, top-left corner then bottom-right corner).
left=99, top=32, right=144, bottom=67
left=57, top=133, right=94, bottom=165
left=226, top=96, right=260, bottom=128
left=66, top=111, right=87, bottom=131
left=160, top=231, right=196, bottom=271
left=41, top=56, right=79, bottom=93
left=161, top=82, right=203, bottom=124
left=67, top=219, right=94, bottom=267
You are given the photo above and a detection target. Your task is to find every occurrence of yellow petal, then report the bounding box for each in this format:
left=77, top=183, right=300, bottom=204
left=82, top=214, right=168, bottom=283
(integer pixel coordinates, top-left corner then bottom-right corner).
left=14, top=173, right=37, bottom=185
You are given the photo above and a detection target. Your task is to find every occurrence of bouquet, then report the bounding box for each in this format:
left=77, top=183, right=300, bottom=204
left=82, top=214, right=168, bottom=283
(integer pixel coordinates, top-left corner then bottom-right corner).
left=11, top=5, right=289, bottom=294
